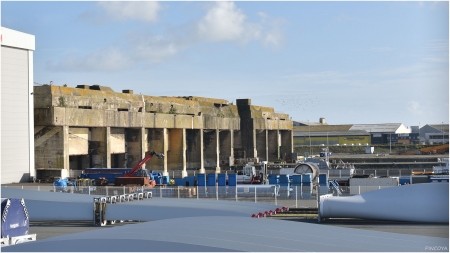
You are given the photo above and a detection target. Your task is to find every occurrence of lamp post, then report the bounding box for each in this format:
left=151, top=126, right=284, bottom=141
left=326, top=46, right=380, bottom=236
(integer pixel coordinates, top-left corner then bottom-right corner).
left=443, top=122, right=445, bottom=144
left=308, top=121, right=311, bottom=156
left=389, top=133, right=392, bottom=154
left=419, top=122, right=421, bottom=144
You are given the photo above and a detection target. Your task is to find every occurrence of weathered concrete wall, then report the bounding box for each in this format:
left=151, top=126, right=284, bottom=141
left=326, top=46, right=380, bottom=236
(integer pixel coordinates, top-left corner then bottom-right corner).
left=268, top=130, right=279, bottom=161
left=34, top=108, right=53, bottom=126
left=203, top=130, right=218, bottom=169
left=125, top=128, right=142, bottom=168
left=233, top=130, right=244, bottom=159
left=68, top=127, right=88, bottom=155
left=34, top=126, right=64, bottom=169
left=91, top=127, right=107, bottom=168
left=154, top=114, right=174, bottom=128
left=146, top=128, right=165, bottom=171
left=186, top=129, right=201, bottom=169
left=203, top=115, right=239, bottom=130
left=256, top=130, right=267, bottom=162
left=34, top=85, right=144, bottom=112
left=280, top=130, right=293, bottom=161
left=219, top=130, right=232, bottom=166
left=240, top=120, right=256, bottom=158
left=167, top=129, right=184, bottom=170
left=110, top=128, right=125, bottom=154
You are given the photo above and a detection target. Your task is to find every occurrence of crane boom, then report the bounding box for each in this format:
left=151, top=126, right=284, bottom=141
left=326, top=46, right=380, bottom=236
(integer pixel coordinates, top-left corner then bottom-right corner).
left=124, top=151, right=164, bottom=177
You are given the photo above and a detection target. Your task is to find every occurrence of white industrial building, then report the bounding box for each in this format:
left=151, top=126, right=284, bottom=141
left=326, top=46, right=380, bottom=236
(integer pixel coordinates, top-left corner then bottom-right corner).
left=1, top=27, right=35, bottom=184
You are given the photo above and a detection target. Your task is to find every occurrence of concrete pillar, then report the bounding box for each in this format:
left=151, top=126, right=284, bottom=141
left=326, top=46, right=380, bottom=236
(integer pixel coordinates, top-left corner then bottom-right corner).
left=277, top=129, right=281, bottom=160
left=182, top=128, right=187, bottom=178
left=252, top=128, right=258, bottom=159
left=62, top=125, right=70, bottom=175
left=163, top=128, right=169, bottom=176
left=199, top=129, right=205, bottom=174
left=230, top=130, right=234, bottom=166
left=141, top=127, right=147, bottom=168
left=265, top=129, right=269, bottom=162
left=106, top=127, right=111, bottom=168
left=215, top=129, right=220, bottom=174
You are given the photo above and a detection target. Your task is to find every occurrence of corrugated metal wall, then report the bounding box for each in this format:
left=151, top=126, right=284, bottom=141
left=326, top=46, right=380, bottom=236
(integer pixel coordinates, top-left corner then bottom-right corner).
left=1, top=46, right=31, bottom=183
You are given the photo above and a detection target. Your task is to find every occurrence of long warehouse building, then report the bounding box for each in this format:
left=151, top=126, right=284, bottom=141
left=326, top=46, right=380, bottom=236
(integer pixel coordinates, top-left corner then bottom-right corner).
left=1, top=27, right=35, bottom=184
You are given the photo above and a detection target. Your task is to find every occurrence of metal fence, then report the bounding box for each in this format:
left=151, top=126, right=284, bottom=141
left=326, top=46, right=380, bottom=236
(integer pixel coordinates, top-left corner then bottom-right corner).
left=6, top=185, right=320, bottom=208
left=67, top=169, right=422, bottom=181
left=3, top=184, right=399, bottom=208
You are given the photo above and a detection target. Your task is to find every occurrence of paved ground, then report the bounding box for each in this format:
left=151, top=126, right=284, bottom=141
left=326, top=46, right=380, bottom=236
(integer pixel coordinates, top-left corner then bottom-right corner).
left=29, top=218, right=449, bottom=241
left=270, top=217, right=449, bottom=239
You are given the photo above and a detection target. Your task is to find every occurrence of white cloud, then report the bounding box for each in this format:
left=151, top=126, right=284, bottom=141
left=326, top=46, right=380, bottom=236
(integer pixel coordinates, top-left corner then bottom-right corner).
left=196, top=2, right=284, bottom=46
left=53, top=2, right=285, bottom=71
left=407, top=101, right=423, bottom=115
left=197, top=2, right=246, bottom=42
left=128, top=35, right=178, bottom=63
left=46, top=47, right=131, bottom=72
left=98, top=2, right=161, bottom=22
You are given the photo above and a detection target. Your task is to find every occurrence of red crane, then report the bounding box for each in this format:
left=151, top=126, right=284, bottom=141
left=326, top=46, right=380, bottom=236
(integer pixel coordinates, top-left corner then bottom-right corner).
left=123, top=151, right=164, bottom=177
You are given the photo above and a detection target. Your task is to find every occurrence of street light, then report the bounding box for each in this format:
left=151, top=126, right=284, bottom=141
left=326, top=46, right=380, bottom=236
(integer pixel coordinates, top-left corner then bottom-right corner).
left=443, top=122, right=445, bottom=144
left=389, top=133, right=392, bottom=154
left=308, top=120, right=311, bottom=156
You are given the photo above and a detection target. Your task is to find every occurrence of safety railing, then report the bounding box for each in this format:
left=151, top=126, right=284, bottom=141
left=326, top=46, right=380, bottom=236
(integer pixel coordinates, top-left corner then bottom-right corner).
left=3, top=184, right=399, bottom=208
left=5, top=185, right=321, bottom=208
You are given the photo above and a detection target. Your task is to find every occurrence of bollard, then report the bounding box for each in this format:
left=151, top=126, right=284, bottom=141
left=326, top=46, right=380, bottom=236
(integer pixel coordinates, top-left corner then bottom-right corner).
left=274, top=187, right=277, bottom=206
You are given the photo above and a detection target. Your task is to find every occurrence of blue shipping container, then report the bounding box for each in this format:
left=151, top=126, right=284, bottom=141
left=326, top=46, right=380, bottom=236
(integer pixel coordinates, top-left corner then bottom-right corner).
left=218, top=174, right=227, bottom=186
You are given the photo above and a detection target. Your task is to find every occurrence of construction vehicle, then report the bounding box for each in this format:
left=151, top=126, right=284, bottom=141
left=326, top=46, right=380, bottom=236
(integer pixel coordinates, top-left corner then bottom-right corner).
left=235, top=162, right=268, bottom=184
left=114, top=151, right=164, bottom=187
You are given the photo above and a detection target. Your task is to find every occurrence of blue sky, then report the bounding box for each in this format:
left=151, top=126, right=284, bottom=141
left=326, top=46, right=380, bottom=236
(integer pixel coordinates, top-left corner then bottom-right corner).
left=2, top=1, right=449, bottom=127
